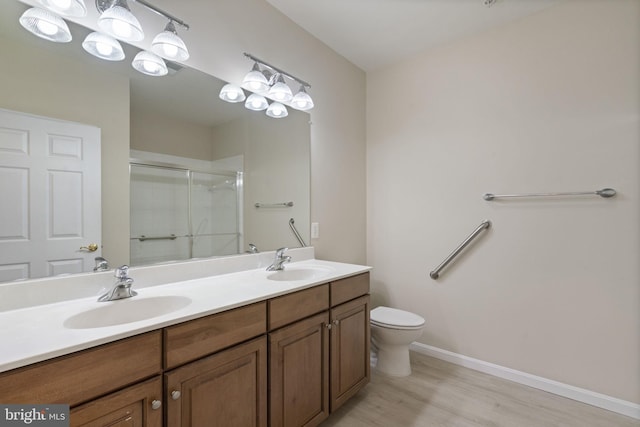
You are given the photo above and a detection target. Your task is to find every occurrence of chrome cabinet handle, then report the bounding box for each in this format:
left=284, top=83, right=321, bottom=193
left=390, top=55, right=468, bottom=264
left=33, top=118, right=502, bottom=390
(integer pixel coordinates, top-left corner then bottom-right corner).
left=325, top=323, right=332, bottom=330
left=333, top=319, right=340, bottom=326
left=151, top=400, right=162, bottom=410
left=171, top=390, right=181, bottom=400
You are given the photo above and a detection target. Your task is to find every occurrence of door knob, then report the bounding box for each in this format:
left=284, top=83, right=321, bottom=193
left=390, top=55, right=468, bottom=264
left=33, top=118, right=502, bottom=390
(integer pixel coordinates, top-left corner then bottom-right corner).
left=79, top=243, right=99, bottom=252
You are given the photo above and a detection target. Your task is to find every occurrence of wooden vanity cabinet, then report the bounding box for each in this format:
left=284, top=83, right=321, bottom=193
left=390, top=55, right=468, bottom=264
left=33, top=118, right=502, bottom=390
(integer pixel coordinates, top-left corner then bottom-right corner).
left=70, top=376, right=163, bottom=427
left=329, top=295, right=370, bottom=412
left=0, top=272, right=369, bottom=427
left=163, top=303, right=268, bottom=427
left=268, top=273, right=370, bottom=427
left=164, top=336, right=267, bottom=427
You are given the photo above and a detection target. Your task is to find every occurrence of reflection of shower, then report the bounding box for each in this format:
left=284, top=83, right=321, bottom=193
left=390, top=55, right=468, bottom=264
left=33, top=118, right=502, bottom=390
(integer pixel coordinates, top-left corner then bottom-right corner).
left=207, top=180, right=237, bottom=191
left=129, top=162, right=243, bottom=266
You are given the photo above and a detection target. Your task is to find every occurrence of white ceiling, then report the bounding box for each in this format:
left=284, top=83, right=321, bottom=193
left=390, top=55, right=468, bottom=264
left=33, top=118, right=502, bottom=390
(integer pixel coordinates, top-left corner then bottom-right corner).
left=266, top=0, right=563, bottom=71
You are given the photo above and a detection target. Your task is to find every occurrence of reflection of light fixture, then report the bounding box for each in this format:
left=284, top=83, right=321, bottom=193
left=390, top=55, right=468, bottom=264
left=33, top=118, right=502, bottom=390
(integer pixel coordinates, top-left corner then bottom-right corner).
left=21, top=0, right=190, bottom=76
left=132, top=51, right=168, bottom=76
left=97, top=0, right=144, bottom=42
left=245, top=93, right=269, bottom=111
left=266, top=102, right=288, bottom=118
left=219, top=84, right=246, bottom=103
left=235, top=53, right=314, bottom=118
left=38, top=0, right=87, bottom=17
left=268, top=74, right=293, bottom=103
left=19, top=7, right=72, bottom=43
left=242, top=62, right=269, bottom=93
left=82, top=32, right=125, bottom=61
left=151, top=21, right=189, bottom=61
left=291, top=86, right=314, bottom=111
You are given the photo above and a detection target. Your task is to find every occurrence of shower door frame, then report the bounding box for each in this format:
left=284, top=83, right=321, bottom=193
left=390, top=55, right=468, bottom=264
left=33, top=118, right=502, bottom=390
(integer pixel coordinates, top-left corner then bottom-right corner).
left=129, top=159, right=243, bottom=264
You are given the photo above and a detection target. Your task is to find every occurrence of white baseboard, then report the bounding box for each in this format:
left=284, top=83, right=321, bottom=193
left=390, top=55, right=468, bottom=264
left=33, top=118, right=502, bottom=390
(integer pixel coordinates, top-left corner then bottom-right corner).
left=410, top=342, right=640, bottom=420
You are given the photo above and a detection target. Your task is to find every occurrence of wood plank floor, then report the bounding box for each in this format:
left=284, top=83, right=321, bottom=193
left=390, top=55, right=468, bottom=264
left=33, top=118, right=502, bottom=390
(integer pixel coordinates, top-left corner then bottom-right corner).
left=321, top=351, right=638, bottom=427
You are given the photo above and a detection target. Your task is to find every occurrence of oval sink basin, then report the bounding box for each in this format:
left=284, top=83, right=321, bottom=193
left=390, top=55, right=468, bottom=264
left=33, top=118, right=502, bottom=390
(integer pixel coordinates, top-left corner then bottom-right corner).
left=64, top=295, right=192, bottom=329
left=267, top=267, right=331, bottom=282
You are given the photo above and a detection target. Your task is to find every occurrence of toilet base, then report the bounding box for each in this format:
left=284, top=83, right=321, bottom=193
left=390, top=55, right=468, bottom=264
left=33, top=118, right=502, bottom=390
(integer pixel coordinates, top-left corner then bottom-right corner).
left=374, top=343, right=412, bottom=377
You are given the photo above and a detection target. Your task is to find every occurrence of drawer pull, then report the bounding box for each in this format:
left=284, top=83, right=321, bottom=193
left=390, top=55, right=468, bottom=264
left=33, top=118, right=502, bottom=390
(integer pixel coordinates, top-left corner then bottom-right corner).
left=151, top=400, right=162, bottom=410
left=326, top=323, right=332, bottom=330
left=333, top=319, right=340, bottom=326
left=171, top=390, right=181, bottom=400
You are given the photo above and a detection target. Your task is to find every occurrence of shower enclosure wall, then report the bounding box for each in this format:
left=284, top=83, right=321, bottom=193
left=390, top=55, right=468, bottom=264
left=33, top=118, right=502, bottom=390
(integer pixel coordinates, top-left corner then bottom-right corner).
left=130, top=162, right=242, bottom=266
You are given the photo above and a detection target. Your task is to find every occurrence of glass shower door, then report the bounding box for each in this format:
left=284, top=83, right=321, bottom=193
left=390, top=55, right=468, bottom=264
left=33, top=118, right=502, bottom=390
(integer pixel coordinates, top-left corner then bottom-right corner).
left=130, top=164, right=190, bottom=266
left=190, top=171, right=241, bottom=258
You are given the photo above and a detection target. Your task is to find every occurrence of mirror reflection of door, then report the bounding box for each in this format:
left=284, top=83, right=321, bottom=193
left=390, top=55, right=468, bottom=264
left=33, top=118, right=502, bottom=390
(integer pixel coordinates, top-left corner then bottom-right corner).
left=0, top=108, right=101, bottom=281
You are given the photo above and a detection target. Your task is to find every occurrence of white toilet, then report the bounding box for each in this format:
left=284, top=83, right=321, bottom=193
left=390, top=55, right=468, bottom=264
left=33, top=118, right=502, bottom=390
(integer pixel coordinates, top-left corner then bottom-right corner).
left=370, top=306, right=425, bottom=377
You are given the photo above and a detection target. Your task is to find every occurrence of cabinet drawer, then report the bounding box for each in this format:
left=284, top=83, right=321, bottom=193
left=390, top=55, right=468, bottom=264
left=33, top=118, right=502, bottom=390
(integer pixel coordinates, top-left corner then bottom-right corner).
left=164, top=301, right=266, bottom=369
left=330, top=272, right=370, bottom=306
left=268, top=284, right=329, bottom=330
left=0, top=331, right=162, bottom=406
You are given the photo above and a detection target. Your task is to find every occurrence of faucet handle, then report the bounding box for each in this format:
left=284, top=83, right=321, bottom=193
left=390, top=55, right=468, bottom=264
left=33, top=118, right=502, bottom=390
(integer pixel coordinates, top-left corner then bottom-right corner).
left=114, top=265, right=130, bottom=279
left=275, top=247, right=288, bottom=258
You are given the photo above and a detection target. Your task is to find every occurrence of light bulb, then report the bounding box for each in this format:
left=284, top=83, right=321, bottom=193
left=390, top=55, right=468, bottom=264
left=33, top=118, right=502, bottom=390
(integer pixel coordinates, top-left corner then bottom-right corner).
left=143, top=60, right=160, bottom=74
left=112, top=19, right=132, bottom=38
left=95, top=41, right=113, bottom=56
left=36, top=19, right=58, bottom=36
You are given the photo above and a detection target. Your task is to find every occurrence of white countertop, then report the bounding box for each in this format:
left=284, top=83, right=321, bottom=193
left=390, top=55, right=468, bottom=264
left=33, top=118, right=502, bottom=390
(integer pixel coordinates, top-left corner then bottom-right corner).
left=0, top=258, right=371, bottom=373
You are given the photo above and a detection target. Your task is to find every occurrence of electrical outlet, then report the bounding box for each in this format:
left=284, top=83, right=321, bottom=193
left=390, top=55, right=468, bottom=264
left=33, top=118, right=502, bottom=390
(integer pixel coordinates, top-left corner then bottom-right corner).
left=311, top=222, right=320, bottom=239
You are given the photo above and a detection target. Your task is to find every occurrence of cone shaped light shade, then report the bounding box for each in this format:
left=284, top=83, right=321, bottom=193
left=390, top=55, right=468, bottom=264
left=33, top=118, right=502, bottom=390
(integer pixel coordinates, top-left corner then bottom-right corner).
left=266, top=102, right=288, bottom=118
left=219, top=84, right=246, bottom=103
left=82, top=32, right=125, bottom=61
left=151, top=22, right=189, bottom=61
left=98, top=0, right=144, bottom=41
left=39, top=0, right=87, bottom=17
left=19, top=7, right=72, bottom=43
left=245, top=93, right=268, bottom=111
left=132, top=51, right=168, bottom=76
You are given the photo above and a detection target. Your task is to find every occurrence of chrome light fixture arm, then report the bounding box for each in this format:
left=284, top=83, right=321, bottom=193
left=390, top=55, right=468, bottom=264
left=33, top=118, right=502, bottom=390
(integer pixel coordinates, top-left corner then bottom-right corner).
left=96, top=0, right=189, bottom=30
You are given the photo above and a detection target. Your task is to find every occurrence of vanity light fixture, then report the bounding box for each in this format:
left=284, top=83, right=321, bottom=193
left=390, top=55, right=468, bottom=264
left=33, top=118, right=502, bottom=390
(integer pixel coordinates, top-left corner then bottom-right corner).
left=82, top=31, right=125, bottom=60
left=38, top=0, right=87, bottom=17
left=219, top=83, right=246, bottom=103
left=21, top=0, right=190, bottom=77
left=242, top=62, right=270, bottom=93
left=19, top=7, right=72, bottom=43
left=151, top=21, right=189, bottom=61
left=219, top=52, right=313, bottom=118
left=97, top=0, right=144, bottom=42
left=266, top=102, right=288, bottom=119
left=132, top=50, right=168, bottom=76
left=268, top=74, right=293, bottom=103
left=245, top=93, right=269, bottom=111
left=291, top=85, right=314, bottom=111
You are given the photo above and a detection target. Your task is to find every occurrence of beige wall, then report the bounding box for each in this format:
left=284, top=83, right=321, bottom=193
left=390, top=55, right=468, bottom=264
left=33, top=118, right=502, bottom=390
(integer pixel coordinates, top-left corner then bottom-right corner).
left=367, top=0, right=639, bottom=403
left=0, top=27, right=131, bottom=267
left=131, top=106, right=213, bottom=160
left=211, top=112, right=311, bottom=251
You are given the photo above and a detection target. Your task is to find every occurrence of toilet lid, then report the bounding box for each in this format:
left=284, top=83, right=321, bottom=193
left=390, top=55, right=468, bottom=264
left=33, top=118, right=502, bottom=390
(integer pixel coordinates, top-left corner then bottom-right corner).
left=370, top=306, right=425, bottom=328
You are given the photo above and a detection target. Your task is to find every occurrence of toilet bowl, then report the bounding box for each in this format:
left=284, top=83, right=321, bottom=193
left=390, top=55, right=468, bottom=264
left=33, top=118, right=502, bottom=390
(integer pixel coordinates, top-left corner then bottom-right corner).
left=370, top=306, right=425, bottom=377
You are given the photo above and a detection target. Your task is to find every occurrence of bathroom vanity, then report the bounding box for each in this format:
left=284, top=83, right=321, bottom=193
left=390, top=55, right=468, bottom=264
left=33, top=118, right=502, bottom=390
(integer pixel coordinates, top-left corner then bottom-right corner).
left=0, top=255, right=370, bottom=427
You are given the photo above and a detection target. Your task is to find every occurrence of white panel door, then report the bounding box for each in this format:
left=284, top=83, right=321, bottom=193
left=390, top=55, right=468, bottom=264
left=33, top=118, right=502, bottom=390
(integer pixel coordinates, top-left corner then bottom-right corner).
left=0, top=109, right=101, bottom=282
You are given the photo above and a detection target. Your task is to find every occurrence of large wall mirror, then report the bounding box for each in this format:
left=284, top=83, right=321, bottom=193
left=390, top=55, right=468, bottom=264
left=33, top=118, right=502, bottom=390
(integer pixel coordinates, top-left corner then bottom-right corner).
left=0, top=0, right=310, bottom=283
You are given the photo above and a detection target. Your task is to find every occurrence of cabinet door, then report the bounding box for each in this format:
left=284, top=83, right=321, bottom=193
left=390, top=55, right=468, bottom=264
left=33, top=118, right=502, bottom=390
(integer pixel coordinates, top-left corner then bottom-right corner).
left=269, top=312, right=330, bottom=427
left=165, top=336, right=267, bottom=427
left=330, top=295, right=370, bottom=412
left=70, top=376, right=163, bottom=427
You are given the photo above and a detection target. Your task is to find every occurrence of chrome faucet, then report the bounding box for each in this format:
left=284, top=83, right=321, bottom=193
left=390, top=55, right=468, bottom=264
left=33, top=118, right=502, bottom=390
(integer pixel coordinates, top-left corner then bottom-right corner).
left=93, top=256, right=110, bottom=272
left=98, top=265, right=138, bottom=302
left=266, top=247, right=291, bottom=271
left=246, top=243, right=259, bottom=254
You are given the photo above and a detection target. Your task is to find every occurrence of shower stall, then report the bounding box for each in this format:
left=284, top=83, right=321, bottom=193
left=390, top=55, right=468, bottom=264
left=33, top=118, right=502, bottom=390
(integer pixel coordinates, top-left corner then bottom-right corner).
left=129, top=161, right=243, bottom=266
